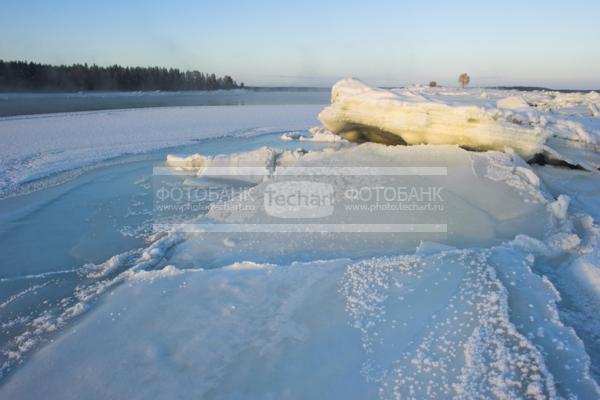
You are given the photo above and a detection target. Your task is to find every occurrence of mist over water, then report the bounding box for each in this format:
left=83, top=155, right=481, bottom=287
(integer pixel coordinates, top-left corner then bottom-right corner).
left=0, top=89, right=329, bottom=117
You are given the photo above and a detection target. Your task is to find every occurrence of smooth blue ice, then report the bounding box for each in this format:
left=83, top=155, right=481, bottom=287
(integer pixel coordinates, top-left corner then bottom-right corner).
left=0, top=131, right=334, bottom=379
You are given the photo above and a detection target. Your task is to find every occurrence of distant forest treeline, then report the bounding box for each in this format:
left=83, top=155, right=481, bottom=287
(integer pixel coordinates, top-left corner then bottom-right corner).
left=0, top=60, right=243, bottom=92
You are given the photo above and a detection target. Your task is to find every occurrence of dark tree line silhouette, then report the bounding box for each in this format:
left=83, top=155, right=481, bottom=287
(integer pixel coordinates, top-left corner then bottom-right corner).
left=0, top=60, right=243, bottom=92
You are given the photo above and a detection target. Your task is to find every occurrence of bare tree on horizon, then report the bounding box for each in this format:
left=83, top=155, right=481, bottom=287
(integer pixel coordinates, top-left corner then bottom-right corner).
left=458, top=73, right=470, bottom=88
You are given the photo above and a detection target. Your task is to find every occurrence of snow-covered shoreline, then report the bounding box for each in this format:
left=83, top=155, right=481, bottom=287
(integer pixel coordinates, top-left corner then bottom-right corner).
left=0, top=105, right=322, bottom=198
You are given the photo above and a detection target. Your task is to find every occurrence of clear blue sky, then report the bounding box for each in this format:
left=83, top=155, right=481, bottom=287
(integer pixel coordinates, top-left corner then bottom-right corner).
left=1, top=0, right=599, bottom=88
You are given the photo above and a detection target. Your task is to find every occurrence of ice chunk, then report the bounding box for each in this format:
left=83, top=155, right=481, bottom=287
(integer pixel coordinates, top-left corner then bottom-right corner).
left=128, top=265, right=184, bottom=282
left=280, top=127, right=348, bottom=143
left=319, top=79, right=546, bottom=158
left=497, top=95, right=530, bottom=110
left=570, top=259, right=600, bottom=302
left=165, top=153, right=207, bottom=171
left=279, top=132, right=298, bottom=141
left=318, top=79, right=600, bottom=170
left=547, top=194, right=570, bottom=221
left=165, top=147, right=306, bottom=183
left=304, top=127, right=348, bottom=142
left=165, top=143, right=551, bottom=268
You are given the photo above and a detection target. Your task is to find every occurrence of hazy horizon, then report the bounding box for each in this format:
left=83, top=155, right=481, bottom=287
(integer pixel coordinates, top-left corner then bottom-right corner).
left=1, top=0, right=599, bottom=89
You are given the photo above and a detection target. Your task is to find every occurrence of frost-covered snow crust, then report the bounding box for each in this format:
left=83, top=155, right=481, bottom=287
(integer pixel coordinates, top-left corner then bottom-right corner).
left=320, top=79, right=600, bottom=169
left=3, top=141, right=600, bottom=399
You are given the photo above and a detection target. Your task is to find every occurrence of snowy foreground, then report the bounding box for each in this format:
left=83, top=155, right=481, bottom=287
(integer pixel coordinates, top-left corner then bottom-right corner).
left=2, top=82, right=600, bottom=399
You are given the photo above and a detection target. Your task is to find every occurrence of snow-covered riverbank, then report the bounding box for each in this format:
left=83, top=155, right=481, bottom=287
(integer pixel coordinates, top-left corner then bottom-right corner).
left=0, top=105, right=322, bottom=198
